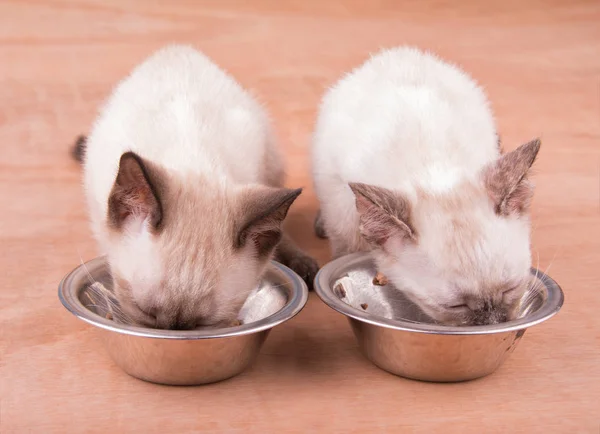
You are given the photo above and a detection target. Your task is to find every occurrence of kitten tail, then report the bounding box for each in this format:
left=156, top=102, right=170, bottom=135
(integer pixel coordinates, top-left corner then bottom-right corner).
left=71, top=135, right=87, bottom=163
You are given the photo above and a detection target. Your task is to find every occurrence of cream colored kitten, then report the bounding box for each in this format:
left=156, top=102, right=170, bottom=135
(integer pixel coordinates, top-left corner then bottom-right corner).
left=312, top=47, right=540, bottom=326
left=76, top=45, right=317, bottom=330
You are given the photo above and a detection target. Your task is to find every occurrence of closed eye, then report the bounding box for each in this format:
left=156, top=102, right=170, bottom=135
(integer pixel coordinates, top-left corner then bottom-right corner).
left=448, top=304, right=468, bottom=309
left=502, top=285, right=524, bottom=302
left=502, top=284, right=525, bottom=297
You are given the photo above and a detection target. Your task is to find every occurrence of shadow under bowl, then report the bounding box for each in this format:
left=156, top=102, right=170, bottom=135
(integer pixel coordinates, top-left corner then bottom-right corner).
left=59, top=256, right=308, bottom=386
left=314, top=252, right=564, bottom=382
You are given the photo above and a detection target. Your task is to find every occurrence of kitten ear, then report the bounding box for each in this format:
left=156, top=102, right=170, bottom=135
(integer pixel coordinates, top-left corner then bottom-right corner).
left=483, top=138, right=541, bottom=216
left=108, top=152, right=163, bottom=230
left=236, top=187, right=302, bottom=257
left=349, top=183, right=416, bottom=247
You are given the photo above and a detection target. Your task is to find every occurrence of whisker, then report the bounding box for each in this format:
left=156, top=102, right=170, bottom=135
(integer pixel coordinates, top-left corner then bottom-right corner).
left=542, top=248, right=560, bottom=278
left=77, top=250, right=96, bottom=285
left=520, top=279, right=545, bottom=307
left=85, top=281, right=133, bottom=324
left=521, top=246, right=562, bottom=308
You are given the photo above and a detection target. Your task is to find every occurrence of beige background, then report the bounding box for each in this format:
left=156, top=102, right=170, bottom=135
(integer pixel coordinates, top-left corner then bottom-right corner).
left=1, top=0, right=599, bottom=432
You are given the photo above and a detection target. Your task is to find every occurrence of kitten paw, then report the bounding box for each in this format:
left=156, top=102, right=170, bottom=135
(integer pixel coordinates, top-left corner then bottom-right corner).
left=287, top=254, right=319, bottom=290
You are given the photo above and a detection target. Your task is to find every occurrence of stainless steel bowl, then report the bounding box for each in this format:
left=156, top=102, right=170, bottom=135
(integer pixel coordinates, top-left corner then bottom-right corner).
left=59, top=256, right=308, bottom=386
left=314, top=252, right=564, bottom=382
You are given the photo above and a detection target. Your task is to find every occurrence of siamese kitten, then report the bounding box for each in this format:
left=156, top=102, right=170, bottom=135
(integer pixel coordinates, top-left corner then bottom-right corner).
left=312, top=47, right=540, bottom=326
left=76, top=45, right=317, bottom=330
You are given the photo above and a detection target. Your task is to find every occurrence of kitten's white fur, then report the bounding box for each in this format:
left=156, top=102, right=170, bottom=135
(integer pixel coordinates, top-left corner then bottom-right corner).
left=85, top=45, right=279, bottom=235
left=312, top=47, right=535, bottom=325
left=83, top=45, right=286, bottom=327
left=314, top=47, right=496, bottom=206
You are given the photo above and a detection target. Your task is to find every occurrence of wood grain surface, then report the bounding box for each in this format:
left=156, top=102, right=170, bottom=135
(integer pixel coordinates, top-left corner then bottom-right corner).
left=1, top=1, right=599, bottom=432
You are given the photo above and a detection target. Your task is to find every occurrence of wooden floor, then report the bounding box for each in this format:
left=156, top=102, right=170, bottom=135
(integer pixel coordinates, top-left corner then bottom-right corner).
left=1, top=0, right=599, bottom=432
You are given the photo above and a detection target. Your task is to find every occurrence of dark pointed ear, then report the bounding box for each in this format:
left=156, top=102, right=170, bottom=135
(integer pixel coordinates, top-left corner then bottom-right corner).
left=235, top=187, right=302, bottom=257
left=108, top=152, right=163, bottom=230
left=349, top=183, right=415, bottom=248
left=483, top=138, right=541, bottom=216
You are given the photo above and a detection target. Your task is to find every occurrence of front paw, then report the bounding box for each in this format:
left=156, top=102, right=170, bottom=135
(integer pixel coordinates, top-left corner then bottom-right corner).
left=287, top=254, right=319, bottom=290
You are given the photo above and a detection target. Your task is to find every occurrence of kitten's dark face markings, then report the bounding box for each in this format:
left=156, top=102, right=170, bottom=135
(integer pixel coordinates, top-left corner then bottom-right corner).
left=71, top=135, right=318, bottom=326
left=112, top=275, right=219, bottom=330
left=469, top=302, right=509, bottom=326
left=350, top=139, right=541, bottom=326
left=105, top=152, right=304, bottom=330
left=440, top=280, right=528, bottom=325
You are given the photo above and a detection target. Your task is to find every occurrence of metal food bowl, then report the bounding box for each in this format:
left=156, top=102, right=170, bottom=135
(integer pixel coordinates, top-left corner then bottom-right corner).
left=314, top=252, right=564, bottom=382
left=59, top=256, right=308, bottom=386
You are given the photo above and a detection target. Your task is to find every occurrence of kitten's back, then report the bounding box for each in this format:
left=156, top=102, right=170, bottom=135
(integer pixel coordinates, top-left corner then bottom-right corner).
left=84, top=45, right=281, bottom=237
left=313, top=47, right=499, bottom=197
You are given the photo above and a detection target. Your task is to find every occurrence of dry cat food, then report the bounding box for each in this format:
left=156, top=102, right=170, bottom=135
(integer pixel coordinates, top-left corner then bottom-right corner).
left=229, top=319, right=243, bottom=327
left=360, top=303, right=369, bottom=310
left=105, top=312, right=113, bottom=320
left=372, top=272, right=389, bottom=286
left=333, top=282, right=347, bottom=298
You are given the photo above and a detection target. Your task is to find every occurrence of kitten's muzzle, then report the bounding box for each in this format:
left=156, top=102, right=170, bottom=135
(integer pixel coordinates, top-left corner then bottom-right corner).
left=470, top=308, right=508, bottom=326
left=468, top=301, right=509, bottom=326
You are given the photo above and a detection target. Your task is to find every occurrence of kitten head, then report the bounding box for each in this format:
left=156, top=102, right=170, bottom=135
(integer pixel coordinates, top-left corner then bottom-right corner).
left=350, top=139, right=541, bottom=326
left=105, top=152, right=301, bottom=330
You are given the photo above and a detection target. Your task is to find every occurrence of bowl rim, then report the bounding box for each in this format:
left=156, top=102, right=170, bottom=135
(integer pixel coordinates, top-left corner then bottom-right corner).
left=314, top=252, right=564, bottom=335
left=58, top=256, right=309, bottom=340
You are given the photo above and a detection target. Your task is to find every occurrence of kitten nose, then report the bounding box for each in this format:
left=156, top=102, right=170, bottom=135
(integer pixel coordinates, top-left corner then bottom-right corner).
left=160, top=319, right=196, bottom=330
left=156, top=313, right=196, bottom=330
left=171, top=321, right=196, bottom=331
left=471, top=308, right=508, bottom=325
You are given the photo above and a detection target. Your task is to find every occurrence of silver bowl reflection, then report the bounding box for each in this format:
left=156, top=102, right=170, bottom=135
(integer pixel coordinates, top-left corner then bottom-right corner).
left=59, top=256, right=308, bottom=386
left=314, top=252, right=564, bottom=382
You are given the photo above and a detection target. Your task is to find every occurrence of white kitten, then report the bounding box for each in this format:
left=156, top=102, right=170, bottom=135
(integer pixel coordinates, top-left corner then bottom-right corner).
left=77, top=45, right=317, bottom=330
left=312, top=47, right=540, bottom=326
